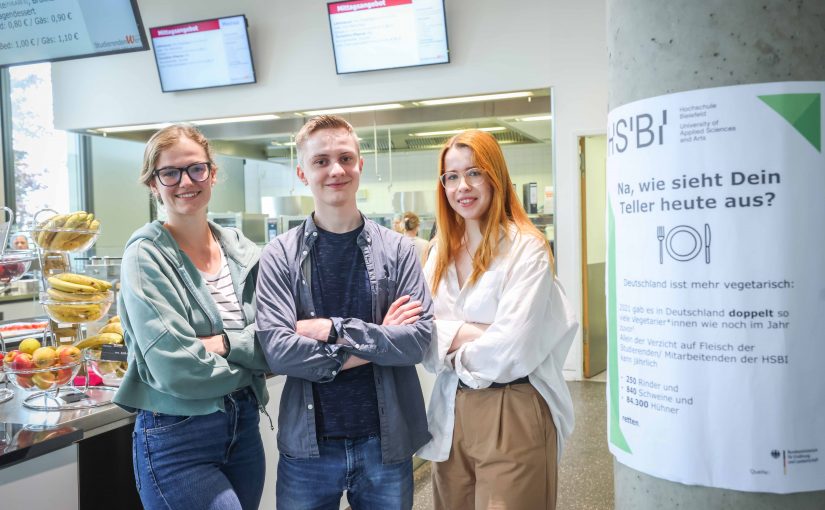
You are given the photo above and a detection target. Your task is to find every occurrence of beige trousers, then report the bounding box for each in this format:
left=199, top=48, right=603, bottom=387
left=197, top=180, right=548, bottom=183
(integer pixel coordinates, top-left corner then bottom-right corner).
left=432, top=383, right=558, bottom=510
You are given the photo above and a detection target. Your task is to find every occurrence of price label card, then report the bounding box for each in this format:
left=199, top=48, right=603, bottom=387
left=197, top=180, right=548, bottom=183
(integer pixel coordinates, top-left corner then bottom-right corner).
left=100, top=344, right=127, bottom=362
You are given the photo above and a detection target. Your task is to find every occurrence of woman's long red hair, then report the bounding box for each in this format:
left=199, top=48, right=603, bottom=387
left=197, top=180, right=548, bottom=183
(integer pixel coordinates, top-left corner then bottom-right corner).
left=428, top=130, right=552, bottom=294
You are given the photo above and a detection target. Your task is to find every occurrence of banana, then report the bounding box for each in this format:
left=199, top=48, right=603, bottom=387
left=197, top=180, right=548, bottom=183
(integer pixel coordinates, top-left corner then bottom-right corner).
left=47, top=288, right=108, bottom=302
left=49, top=212, right=88, bottom=248
left=48, top=303, right=102, bottom=313
left=107, top=316, right=121, bottom=323
left=47, top=310, right=101, bottom=323
left=37, top=214, right=69, bottom=247
left=85, top=214, right=96, bottom=230
left=34, top=211, right=100, bottom=250
left=47, top=276, right=98, bottom=294
left=97, top=322, right=123, bottom=336
left=45, top=302, right=105, bottom=322
left=58, top=234, right=92, bottom=251
left=63, top=211, right=88, bottom=229
left=54, top=273, right=111, bottom=291
left=74, top=332, right=123, bottom=349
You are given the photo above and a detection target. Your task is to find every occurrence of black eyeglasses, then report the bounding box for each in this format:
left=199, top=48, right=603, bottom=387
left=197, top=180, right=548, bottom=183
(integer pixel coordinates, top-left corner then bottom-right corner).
left=439, top=168, right=485, bottom=189
left=153, top=162, right=212, bottom=187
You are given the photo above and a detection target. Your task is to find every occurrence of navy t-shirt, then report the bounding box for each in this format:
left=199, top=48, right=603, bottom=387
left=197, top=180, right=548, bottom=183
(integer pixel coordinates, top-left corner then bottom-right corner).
left=310, top=223, right=380, bottom=438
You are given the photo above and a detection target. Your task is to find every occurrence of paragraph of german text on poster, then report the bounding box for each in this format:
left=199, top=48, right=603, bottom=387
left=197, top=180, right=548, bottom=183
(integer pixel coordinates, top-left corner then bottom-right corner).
left=606, top=82, right=824, bottom=493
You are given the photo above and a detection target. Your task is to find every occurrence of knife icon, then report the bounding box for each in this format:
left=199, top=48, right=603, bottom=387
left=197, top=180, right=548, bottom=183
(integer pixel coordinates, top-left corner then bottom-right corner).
left=704, top=223, right=711, bottom=264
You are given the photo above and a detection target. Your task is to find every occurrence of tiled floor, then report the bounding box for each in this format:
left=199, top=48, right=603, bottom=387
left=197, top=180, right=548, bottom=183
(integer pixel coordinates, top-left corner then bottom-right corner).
left=411, top=379, right=613, bottom=510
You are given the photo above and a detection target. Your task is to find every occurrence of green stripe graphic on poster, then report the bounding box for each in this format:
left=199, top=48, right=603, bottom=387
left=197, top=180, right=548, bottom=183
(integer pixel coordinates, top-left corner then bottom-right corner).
left=606, top=81, right=824, bottom=493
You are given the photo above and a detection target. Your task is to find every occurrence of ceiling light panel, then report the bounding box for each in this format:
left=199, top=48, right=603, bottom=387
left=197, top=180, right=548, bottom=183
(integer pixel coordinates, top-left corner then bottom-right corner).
left=301, top=103, right=404, bottom=116
left=96, top=122, right=172, bottom=133
left=410, top=126, right=506, bottom=137
left=192, top=114, right=279, bottom=126
left=516, top=114, right=552, bottom=122
left=414, top=91, right=533, bottom=106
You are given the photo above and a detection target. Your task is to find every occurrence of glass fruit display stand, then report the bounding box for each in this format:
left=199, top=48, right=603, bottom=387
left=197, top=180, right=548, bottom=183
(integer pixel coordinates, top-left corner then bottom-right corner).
left=0, top=207, right=39, bottom=404
left=1, top=209, right=125, bottom=411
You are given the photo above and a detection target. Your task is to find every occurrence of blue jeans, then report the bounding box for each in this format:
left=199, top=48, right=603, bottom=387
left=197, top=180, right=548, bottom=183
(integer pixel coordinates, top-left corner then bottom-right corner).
left=276, top=434, right=413, bottom=510
left=132, top=387, right=265, bottom=510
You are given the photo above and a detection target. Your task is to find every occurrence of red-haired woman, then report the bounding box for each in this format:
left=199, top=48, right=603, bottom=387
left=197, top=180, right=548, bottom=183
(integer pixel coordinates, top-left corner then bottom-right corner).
left=417, top=130, right=578, bottom=509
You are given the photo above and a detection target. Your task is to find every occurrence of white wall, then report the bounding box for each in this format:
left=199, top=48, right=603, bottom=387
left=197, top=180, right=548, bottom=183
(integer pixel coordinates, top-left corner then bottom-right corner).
left=52, top=0, right=609, bottom=379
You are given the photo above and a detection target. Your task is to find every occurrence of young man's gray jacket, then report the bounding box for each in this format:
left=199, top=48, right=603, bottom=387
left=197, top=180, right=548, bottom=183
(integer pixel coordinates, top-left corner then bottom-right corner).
left=255, top=214, right=433, bottom=464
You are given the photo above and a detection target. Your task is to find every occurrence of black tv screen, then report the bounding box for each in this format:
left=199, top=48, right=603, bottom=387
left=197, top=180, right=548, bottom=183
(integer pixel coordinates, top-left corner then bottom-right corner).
left=150, top=14, right=256, bottom=93
left=328, top=0, right=449, bottom=74
left=0, top=0, right=147, bottom=67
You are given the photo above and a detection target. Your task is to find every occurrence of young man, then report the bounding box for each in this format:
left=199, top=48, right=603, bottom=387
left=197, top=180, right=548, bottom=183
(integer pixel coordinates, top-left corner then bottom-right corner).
left=256, top=115, right=433, bottom=509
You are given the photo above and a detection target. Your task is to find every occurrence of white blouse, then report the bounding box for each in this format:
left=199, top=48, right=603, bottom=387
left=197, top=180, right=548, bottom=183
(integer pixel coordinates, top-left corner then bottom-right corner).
left=417, top=226, right=579, bottom=462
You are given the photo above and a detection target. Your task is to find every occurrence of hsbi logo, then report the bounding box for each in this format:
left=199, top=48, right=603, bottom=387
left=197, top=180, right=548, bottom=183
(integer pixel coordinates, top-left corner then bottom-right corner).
left=609, top=110, right=668, bottom=155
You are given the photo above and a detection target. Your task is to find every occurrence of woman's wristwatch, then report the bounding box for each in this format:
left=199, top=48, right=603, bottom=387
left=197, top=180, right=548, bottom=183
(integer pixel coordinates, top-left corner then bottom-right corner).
left=222, top=331, right=231, bottom=355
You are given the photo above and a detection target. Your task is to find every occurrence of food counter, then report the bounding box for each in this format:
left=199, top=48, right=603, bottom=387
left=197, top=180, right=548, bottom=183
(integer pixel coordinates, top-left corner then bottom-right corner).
left=0, top=372, right=287, bottom=510
left=0, top=383, right=139, bottom=509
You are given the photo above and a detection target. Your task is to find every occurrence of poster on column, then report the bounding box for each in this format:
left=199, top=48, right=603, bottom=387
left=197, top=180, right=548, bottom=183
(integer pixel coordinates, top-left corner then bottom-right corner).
left=606, top=81, right=824, bottom=493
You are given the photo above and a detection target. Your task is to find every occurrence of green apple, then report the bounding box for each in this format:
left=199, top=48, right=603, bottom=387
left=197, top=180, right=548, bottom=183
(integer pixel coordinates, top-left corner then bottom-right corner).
left=32, top=347, right=57, bottom=369
left=18, top=338, right=41, bottom=355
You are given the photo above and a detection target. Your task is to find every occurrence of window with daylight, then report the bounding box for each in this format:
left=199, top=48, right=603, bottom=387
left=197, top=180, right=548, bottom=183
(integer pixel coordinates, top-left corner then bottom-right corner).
left=7, top=63, right=82, bottom=226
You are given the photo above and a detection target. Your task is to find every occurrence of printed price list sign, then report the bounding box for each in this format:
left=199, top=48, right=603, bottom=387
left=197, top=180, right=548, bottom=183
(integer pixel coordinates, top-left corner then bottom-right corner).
left=0, top=0, right=145, bottom=66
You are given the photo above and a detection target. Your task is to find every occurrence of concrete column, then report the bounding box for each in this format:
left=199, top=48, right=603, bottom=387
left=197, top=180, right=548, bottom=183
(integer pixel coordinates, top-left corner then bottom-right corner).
left=607, top=1, right=825, bottom=508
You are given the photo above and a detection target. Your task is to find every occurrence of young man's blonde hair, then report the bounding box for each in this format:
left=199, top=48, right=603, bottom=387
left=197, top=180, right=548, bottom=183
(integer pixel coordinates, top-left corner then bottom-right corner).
left=295, top=115, right=360, bottom=164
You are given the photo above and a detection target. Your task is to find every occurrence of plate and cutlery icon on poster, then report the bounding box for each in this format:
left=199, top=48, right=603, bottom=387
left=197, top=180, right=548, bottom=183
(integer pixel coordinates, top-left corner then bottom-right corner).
left=657, top=224, right=712, bottom=264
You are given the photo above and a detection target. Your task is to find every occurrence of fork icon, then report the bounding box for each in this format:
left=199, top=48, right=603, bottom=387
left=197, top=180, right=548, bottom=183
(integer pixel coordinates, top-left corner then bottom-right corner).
left=657, top=226, right=665, bottom=264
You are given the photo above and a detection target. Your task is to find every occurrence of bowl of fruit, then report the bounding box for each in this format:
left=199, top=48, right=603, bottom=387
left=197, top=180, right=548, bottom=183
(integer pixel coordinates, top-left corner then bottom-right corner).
left=84, top=349, right=128, bottom=386
left=78, top=316, right=126, bottom=386
left=40, top=273, right=114, bottom=324
left=0, top=250, right=36, bottom=285
left=31, top=211, right=100, bottom=252
left=2, top=344, right=82, bottom=392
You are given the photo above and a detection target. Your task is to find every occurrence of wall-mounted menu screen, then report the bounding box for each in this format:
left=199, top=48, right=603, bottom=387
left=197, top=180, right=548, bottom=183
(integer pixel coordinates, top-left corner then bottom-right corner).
left=0, top=0, right=147, bottom=67
left=328, top=0, right=449, bottom=74
left=150, top=14, right=256, bottom=93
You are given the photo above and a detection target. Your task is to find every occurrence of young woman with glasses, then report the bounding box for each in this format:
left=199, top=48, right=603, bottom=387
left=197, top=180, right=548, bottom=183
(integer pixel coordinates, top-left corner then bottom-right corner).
left=417, top=129, right=578, bottom=509
left=114, top=124, right=271, bottom=509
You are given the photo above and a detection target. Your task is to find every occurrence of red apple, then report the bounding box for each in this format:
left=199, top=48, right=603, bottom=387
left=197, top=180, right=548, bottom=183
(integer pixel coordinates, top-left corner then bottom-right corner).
left=11, top=352, right=33, bottom=371
left=57, top=345, right=81, bottom=365
left=53, top=367, right=73, bottom=385
left=15, top=374, right=33, bottom=388
left=4, top=349, right=20, bottom=365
